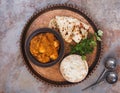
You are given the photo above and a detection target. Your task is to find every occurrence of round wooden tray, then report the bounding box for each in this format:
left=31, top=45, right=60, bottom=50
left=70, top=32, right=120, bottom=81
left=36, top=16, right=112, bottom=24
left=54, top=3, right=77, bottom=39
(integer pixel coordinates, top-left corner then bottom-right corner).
left=20, top=4, right=102, bottom=86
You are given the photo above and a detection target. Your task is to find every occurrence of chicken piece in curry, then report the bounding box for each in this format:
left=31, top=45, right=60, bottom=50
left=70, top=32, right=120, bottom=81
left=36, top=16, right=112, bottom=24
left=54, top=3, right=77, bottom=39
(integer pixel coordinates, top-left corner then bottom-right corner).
left=30, top=32, right=60, bottom=63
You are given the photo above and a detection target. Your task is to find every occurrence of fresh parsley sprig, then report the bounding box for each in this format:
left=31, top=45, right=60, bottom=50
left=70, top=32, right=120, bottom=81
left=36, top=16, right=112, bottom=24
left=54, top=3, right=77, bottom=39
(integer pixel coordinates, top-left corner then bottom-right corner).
left=70, top=30, right=103, bottom=60
left=95, top=30, right=103, bottom=41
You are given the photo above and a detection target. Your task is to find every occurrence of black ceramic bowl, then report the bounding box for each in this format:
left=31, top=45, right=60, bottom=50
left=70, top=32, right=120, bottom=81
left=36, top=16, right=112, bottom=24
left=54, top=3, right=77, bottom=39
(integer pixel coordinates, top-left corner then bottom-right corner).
left=25, top=28, right=65, bottom=67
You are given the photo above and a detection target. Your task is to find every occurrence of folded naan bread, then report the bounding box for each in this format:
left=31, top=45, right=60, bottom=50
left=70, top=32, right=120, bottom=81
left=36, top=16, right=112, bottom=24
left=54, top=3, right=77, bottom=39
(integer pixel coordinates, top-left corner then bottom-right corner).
left=49, top=16, right=89, bottom=43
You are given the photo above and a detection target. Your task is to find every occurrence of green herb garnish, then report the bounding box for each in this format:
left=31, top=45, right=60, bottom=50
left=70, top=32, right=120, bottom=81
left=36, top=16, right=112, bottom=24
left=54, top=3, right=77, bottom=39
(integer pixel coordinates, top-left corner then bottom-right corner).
left=98, top=30, right=103, bottom=37
left=71, top=34, right=96, bottom=60
left=71, top=30, right=103, bottom=60
left=95, top=30, right=103, bottom=41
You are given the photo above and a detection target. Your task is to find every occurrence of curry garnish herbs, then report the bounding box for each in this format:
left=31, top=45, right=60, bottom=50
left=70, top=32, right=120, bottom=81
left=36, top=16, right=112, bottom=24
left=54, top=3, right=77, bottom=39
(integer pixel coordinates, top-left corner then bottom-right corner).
left=71, top=30, right=103, bottom=60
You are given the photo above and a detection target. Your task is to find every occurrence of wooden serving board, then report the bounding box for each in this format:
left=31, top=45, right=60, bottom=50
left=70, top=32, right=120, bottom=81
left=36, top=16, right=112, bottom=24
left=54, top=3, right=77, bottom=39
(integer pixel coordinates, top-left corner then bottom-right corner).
left=20, top=4, right=101, bottom=86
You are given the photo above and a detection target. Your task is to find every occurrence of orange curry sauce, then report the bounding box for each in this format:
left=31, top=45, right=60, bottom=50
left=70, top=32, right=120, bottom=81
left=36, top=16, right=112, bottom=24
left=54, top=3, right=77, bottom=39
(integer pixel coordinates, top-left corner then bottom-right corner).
left=30, top=33, right=60, bottom=63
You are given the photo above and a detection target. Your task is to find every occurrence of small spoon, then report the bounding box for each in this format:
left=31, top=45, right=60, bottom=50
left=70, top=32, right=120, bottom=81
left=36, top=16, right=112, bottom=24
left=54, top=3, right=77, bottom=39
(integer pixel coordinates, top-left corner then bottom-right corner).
left=82, top=71, right=118, bottom=91
left=96, top=57, right=117, bottom=83
left=82, top=57, right=117, bottom=91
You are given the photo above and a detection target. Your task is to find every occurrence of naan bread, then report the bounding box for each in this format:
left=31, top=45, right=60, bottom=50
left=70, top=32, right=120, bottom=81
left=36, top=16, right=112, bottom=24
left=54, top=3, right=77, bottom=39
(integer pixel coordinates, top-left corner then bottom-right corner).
left=49, top=16, right=90, bottom=43
left=49, top=18, right=58, bottom=31
left=60, top=54, right=88, bottom=83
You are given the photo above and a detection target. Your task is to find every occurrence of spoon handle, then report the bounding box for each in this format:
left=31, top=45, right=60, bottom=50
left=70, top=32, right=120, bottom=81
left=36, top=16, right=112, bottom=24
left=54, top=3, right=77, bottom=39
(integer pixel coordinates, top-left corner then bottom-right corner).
left=82, top=82, right=98, bottom=91
left=82, top=69, right=106, bottom=91
left=82, top=78, right=104, bottom=91
left=96, top=68, right=106, bottom=83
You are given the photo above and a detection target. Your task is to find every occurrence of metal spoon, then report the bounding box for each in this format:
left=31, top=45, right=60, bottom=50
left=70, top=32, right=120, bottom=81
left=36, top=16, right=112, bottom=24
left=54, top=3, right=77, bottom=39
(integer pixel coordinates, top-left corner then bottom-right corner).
left=82, top=57, right=117, bottom=91
left=96, top=57, right=117, bottom=83
left=82, top=71, right=118, bottom=91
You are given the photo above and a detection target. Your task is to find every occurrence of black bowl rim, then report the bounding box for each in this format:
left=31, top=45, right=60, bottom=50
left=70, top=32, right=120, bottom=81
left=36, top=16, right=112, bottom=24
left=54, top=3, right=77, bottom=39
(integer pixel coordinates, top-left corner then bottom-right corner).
left=25, top=28, right=65, bottom=67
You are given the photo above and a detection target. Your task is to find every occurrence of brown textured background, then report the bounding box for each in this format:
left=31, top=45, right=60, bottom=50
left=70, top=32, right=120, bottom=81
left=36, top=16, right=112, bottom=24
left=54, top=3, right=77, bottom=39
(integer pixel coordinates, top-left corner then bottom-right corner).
left=0, top=0, right=120, bottom=93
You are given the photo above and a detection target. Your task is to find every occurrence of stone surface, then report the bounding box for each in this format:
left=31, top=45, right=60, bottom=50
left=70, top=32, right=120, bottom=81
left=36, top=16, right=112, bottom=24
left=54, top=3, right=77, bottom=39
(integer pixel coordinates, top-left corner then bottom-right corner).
left=0, top=0, right=120, bottom=93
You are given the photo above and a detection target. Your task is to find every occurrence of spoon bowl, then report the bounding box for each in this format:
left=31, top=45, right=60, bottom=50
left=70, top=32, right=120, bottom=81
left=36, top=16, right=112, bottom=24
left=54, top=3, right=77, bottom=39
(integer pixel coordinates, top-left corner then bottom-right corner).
left=106, top=71, right=118, bottom=84
left=105, top=57, right=117, bottom=69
